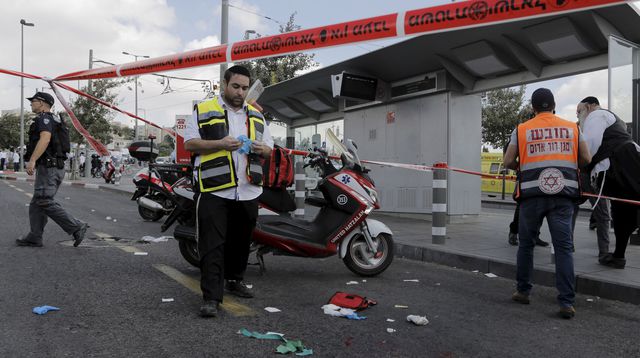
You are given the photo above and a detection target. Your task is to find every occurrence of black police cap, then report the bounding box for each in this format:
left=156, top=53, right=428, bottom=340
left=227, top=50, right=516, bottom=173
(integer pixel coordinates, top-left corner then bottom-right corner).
left=27, top=92, right=55, bottom=107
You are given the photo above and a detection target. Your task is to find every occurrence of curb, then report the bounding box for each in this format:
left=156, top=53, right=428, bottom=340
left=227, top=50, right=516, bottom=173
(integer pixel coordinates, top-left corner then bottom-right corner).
left=394, top=242, right=640, bottom=305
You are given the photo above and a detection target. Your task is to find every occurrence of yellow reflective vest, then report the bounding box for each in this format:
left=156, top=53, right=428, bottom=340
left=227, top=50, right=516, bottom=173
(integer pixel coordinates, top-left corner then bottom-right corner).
left=195, top=97, right=265, bottom=193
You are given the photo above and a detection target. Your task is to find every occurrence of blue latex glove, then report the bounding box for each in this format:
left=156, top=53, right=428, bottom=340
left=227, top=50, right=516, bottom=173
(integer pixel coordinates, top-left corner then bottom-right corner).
left=237, top=135, right=253, bottom=154
left=33, top=305, right=60, bottom=315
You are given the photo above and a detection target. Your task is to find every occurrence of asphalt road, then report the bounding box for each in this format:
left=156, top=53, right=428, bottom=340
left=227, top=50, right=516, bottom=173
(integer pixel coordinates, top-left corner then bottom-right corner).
left=1, top=179, right=639, bottom=358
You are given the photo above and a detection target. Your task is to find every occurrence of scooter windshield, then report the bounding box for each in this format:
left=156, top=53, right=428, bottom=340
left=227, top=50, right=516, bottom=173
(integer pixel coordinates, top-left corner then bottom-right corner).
left=326, top=128, right=358, bottom=169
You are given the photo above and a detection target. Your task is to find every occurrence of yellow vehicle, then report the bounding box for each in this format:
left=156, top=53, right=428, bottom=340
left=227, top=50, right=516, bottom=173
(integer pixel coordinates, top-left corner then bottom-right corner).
left=481, top=152, right=517, bottom=194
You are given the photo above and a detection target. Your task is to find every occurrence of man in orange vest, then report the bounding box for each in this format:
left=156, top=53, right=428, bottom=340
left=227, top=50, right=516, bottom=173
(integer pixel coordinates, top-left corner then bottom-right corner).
left=504, top=88, right=591, bottom=319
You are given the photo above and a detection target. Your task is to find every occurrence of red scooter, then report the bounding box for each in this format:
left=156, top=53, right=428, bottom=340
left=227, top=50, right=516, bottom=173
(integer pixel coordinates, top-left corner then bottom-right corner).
left=161, top=130, right=394, bottom=276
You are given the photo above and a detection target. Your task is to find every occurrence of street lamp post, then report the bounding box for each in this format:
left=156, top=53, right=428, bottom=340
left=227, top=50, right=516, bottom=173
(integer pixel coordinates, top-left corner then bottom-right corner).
left=122, top=51, right=149, bottom=140
left=19, top=19, right=34, bottom=172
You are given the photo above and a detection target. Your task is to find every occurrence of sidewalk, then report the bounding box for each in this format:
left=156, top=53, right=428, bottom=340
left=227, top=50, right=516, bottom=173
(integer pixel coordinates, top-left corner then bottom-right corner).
left=2, top=170, right=638, bottom=305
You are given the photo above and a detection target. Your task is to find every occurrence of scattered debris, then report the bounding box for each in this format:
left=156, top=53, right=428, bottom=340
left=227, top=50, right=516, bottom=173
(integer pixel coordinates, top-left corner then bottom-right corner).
left=246, top=284, right=253, bottom=289
left=586, top=298, right=594, bottom=302
left=403, top=279, right=419, bottom=282
left=435, top=283, right=441, bottom=286
left=321, top=304, right=366, bottom=320
left=407, top=315, right=429, bottom=326
left=394, top=305, right=409, bottom=309
left=386, top=318, right=395, bottom=322
left=265, top=307, right=282, bottom=313
left=484, top=273, right=498, bottom=278
left=239, top=328, right=312, bottom=356
left=140, top=235, right=172, bottom=243
left=113, top=219, right=117, bottom=223
left=472, top=270, right=479, bottom=273
left=91, top=209, right=95, bottom=212
left=346, top=281, right=359, bottom=285
left=386, top=328, right=396, bottom=333
left=106, top=216, right=112, bottom=220
left=33, top=305, right=60, bottom=315
left=134, top=252, right=148, bottom=256
left=361, top=279, right=367, bottom=283
left=161, top=298, right=174, bottom=303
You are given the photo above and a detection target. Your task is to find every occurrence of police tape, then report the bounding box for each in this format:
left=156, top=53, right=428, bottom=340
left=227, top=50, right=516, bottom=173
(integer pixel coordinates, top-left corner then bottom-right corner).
left=286, top=149, right=640, bottom=206
left=54, top=0, right=629, bottom=81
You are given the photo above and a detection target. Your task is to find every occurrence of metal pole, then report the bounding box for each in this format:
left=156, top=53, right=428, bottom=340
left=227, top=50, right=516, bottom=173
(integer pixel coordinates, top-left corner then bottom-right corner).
left=85, top=49, right=93, bottom=178
left=134, top=71, right=138, bottom=140
left=431, top=162, right=448, bottom=244
left=88, top=49, right=93, bottom=94
left=294, top=161, right=305, bottom=218
left=501, top=170, right=506, bottom=200
left=220, top=0, right=229, bottom=90
left=19, top=24, right=24, bottom=172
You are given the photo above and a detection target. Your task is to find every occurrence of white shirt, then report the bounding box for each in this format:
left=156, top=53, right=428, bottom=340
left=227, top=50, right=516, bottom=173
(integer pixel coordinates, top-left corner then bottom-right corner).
left=79, top=155, right=86, bottom=165
left=13, top=152, right=19, bottom=162
left=184, top=95, right=273, bottom=201
left=0, top=152, right=5, bottom=160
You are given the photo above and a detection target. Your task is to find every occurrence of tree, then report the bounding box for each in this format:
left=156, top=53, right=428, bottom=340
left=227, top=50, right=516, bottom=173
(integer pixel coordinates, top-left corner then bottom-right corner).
left=240, top=12, right=318, bottom=118
left=0, top=112, right=33, bottom=150
left=64, top=79, right=129, bottom=145
left=481, top=86, right=531, bottom=151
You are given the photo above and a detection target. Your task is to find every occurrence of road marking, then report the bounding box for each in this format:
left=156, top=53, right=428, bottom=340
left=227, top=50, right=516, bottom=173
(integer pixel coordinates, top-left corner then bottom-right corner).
left=15, top=187, right=24, bottom=192
left=94, top=231, right=142, bottom=254
left=25, top=193, right=32, bottom=198
left=8, top=184, right=16, bottom=188
left=153, top=264, right=255, bottom=317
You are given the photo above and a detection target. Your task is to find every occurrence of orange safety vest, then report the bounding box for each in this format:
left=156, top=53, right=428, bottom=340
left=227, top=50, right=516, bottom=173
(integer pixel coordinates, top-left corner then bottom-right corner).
left=515, top=112, right=580, bottom=200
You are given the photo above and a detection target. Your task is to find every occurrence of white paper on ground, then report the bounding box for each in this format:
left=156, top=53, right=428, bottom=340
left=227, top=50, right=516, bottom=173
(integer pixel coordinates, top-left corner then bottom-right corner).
left=472, top=270, right=479, bottom=273
left=141, top=235, right=172, bottom=243
left=403, top=279, right=419, bottom=282
left=407, top=315, right=429, bottom=326
left=386, top=318, right=395, bottom=322
left=264, top=307, right=281, bottom=313
left=162, top=298, right=174, bottom=302
left=484, top=273, right=498, bottom=278
left=346, top=281, right=359, bottom=285
left=386, top=328, right=396, bottom=333
left=134, top=252, right=148, bottom=256
left=394, top=305, right=408, bottom=309
left=106, top=216, right=112, bottom=220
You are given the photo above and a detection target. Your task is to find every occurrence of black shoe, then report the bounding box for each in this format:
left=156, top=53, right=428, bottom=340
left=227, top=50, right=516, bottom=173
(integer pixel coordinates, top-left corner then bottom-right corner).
left=73, top=223, right=89, bottom=247
left=599, top=253, right=626, bottom=269
left=16, top=237, right=43, bottom=247
left=508, top=232, right=518, bottom=246
left=535, top=238, right=549, bottom=247
left=225, top=280, right=254, bottom=298
left=199, top=300, right=219, bottom=318
left=558, top=306, right=576, bottom=319
left=512, top=291, right=530, bottom=304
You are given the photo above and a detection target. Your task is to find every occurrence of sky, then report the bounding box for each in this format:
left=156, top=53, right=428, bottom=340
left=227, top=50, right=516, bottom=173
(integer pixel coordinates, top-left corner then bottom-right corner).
left=0, top=0, right=635, bottom=140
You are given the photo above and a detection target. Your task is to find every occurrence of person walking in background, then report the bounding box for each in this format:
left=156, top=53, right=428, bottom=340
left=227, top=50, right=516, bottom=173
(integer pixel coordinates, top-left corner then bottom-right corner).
left=0, top=149, right=6, bottom=170
left=504, top=88, right=591, bottom=319
left=13, top=149, right=20, bottom=171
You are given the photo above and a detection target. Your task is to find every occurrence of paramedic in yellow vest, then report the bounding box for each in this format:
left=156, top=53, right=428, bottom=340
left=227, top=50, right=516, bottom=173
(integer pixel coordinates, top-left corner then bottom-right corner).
left=184, top=65, right=273, bottom=318
left=504, top=88, right=590, bottom=319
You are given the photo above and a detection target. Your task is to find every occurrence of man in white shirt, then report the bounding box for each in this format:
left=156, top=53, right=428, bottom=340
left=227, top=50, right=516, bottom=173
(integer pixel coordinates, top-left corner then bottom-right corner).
left=13, top=150, right=20, bottom=171
left=0, top=150, right=6, bottom=170
left=184, top=65, right=273, bottom=317
left=578, top=96, right=640, bottom=269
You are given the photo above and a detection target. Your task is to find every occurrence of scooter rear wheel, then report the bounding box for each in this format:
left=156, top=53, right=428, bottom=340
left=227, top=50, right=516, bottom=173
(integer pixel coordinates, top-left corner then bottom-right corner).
left=343, top=233, right=394, bottom=276
left=179, top=240, right=200, bottom=268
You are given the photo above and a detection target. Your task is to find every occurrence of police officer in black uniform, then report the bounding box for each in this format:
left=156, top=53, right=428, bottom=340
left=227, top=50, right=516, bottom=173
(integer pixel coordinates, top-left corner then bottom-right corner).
left=16, top=92, right=88, bottom=248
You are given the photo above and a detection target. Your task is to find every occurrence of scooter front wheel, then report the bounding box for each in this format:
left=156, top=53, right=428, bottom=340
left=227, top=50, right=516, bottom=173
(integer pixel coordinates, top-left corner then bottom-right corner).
left=343, top=233, right=394, bottom=277
left=178, top=240, right=200, bottom=268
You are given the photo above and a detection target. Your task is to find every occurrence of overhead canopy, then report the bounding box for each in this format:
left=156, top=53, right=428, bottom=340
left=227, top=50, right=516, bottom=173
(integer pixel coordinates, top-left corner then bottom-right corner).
left=261, top=3, right=640, bottom=125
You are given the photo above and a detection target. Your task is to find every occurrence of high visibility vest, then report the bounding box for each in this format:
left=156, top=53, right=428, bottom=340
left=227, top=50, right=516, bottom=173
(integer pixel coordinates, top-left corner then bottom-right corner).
left=196, top=97, right=265, bottom=193
left=515, top=112, right=580, bottom=200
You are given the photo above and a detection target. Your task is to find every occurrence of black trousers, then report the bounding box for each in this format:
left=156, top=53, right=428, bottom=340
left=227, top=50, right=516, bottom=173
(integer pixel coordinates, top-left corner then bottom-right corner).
left=598, top=171, right=640, bottom=259
left=196, top=193, right=258, bottom=302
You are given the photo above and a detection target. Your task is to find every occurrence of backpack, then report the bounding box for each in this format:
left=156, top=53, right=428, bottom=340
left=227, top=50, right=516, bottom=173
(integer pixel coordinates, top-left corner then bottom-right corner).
left=51, top=114, right=71, bottom=158
left=328, top=292, right=377, bottom=311
left=262, top=145, right=294, bottom=188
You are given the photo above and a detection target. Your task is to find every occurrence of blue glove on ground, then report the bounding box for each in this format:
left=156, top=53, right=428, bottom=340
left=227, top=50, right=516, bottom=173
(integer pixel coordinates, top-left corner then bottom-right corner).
left=237, top=135, right=253, bottom=154
left=33, top=305, right=60, bottom=315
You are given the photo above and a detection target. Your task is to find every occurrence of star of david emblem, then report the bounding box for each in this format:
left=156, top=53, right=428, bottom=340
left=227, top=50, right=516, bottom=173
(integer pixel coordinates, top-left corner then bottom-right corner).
left=538, top=168, right=565, bottom=195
